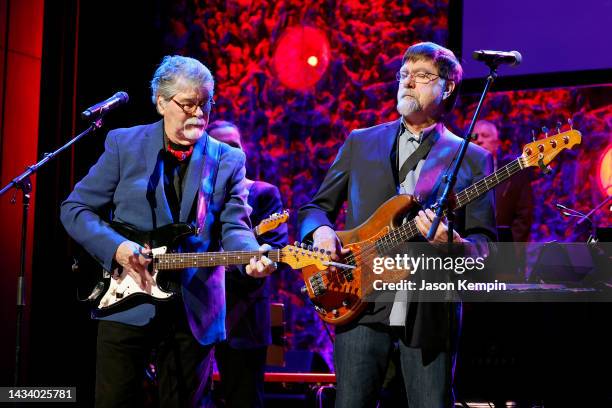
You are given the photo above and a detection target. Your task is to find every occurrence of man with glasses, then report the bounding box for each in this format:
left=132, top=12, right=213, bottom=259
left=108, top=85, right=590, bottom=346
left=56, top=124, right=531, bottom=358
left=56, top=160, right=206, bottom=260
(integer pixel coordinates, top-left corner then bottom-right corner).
left=298, top=42, right=496, bottom=407
left=61, top=55, right=276, bottom=407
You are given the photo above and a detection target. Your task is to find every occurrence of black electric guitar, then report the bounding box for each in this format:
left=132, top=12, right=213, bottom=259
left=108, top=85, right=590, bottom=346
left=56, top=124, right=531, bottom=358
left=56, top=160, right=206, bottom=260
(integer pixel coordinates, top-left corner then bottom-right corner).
left=84, top=220, right=336, bottom=318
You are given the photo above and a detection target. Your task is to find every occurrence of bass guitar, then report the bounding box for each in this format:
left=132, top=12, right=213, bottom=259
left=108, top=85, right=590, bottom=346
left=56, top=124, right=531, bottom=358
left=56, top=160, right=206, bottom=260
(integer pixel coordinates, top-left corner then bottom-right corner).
left=300, top=129, right=582, bottom=325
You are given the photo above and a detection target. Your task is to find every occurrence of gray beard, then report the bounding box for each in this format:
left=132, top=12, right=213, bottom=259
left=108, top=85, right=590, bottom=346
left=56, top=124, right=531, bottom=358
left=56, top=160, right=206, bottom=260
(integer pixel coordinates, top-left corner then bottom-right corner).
left=397, top=97, right=422, bottom=116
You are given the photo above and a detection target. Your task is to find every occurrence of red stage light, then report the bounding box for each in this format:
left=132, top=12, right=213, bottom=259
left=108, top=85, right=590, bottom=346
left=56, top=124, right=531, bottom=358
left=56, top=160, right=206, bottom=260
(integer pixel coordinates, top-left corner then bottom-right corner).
left=272, top=26, right=330, bottom=90
left=598, top=145, right=612, bottom=196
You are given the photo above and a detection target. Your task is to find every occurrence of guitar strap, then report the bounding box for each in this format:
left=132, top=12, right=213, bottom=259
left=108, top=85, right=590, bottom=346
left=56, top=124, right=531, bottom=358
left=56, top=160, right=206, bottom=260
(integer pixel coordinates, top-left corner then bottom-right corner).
left=397, top=132, right=436, bottom=183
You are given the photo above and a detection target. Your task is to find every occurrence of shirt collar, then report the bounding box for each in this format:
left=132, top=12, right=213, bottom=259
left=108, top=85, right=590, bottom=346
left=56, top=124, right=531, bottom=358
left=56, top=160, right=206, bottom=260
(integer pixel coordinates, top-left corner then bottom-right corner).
left=400, top=118, right=437, bottom=143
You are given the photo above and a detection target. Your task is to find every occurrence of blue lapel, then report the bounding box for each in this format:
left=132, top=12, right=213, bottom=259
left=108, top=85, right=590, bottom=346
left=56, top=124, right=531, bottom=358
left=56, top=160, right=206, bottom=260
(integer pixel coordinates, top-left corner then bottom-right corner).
left=378, top=119, right=402, bottom=194
left=179, top=135, right=208, bottom=222
left=144, top=120, right=173, bottom=227
left=414, top=124, right=457, bottom=207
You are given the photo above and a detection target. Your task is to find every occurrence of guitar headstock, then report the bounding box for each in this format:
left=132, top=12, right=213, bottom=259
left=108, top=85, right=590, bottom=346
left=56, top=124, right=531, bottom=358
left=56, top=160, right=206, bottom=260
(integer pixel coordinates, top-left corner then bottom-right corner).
left=279, top=242, right=331, bottom=271
left=520, top=129, right=582, bottom=170
left=255, top=210, right=289, bottom=236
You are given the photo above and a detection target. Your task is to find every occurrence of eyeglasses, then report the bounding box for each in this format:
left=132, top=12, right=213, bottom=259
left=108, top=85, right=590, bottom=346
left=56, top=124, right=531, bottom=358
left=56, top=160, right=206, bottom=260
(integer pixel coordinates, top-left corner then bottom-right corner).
left=171, top=97, right=215, bottom=115
left=395, top=71, right=444, bottom=84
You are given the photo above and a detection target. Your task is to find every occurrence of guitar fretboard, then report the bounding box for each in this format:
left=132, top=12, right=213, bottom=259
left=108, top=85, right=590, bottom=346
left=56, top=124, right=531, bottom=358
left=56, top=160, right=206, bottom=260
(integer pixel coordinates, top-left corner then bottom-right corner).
left=385, top=158, right=524, bottom=247
left=154, top=250, right=282, bottom=270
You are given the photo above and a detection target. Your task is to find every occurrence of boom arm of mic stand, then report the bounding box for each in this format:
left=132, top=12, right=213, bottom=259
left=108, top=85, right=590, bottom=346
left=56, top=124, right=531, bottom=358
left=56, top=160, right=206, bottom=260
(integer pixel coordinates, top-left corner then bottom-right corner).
left=0, top=119, right=103, bottom=196
left=1, top=116, right=103, bottom=386
left=426, top=68, right=498, bottom=242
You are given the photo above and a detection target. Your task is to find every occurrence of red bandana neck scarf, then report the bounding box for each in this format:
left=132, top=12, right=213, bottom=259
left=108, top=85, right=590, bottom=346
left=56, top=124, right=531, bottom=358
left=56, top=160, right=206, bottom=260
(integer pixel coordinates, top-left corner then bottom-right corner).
left=166, top=143, right=194, bottom=161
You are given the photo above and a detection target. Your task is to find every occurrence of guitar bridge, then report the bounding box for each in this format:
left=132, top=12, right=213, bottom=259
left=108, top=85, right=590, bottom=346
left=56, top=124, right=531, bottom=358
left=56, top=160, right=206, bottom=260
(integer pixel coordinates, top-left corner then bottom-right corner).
left=309, top=274, right=327, bottom=296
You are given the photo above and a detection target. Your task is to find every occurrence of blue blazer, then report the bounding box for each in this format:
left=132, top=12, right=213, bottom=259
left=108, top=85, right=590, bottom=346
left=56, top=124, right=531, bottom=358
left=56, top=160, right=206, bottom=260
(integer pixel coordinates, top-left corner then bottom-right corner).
left=298, top=119, right=496, bottom=350
left=61, top=120, right=260, bottom=346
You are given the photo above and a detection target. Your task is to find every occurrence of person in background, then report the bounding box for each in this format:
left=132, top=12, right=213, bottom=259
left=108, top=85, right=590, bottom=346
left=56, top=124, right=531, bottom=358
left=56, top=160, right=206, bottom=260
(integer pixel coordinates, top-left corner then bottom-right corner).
left=209, top=120, right=289, bottom=408
left=473, top=119, right=533, bottom=243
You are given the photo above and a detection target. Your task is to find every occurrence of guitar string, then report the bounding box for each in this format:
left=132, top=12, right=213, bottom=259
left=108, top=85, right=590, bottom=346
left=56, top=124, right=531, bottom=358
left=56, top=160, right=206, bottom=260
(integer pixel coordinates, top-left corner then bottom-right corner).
left=155, top=154, right=541, bottom=291
left=156, top=159, right=524, bottom=274
left=312, top=158, right=525, bottom=286
left=340, top=159, right=522, bottom=266
left=307, top=139, right=574, bottom=308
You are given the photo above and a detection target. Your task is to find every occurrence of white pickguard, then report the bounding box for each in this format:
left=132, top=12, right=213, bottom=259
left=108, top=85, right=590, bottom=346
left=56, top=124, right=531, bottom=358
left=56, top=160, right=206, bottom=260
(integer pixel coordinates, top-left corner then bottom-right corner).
left=97, top=246, right=172, bottom=309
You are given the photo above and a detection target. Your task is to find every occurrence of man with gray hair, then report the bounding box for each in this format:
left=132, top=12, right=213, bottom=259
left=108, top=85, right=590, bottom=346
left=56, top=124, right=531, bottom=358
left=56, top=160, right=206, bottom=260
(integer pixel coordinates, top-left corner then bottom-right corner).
left=61, top=55, right=275, bottom=407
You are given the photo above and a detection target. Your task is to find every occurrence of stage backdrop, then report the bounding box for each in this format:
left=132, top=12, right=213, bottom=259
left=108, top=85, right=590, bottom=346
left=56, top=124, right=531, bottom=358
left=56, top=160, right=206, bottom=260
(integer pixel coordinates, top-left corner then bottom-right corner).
left=159, top=0, right=611, bottom=369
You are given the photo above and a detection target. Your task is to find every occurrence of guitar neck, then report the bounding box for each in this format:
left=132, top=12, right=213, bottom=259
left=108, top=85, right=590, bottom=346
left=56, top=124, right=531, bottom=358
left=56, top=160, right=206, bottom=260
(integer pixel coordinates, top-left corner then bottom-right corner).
left=455, top=158, right=523, bottom=208
left=154, top=249, right=282, bottom=270
left=396, top=158, right=524, bottom=242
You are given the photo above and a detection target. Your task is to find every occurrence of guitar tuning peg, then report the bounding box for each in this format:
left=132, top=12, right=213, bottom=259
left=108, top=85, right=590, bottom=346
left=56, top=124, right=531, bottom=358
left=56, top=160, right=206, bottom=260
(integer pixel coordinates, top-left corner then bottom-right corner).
left=320, top=248, right=325, bottom=254
left=567, top=118, right=574, bottom=129
left=531, top=129, right=537, bottom=142
left=308, top=245, right=313, bottom=251
left=313, top=246, right=318, bottom=252
left=326, top=250, right=332, bottom=256
left=301, top=243, right=306, bottom=249
left=294, top=241, right=299, bottom=246
left=541, top=126, right=549, bottom=137
left=556, top=122, right=563, bottom=134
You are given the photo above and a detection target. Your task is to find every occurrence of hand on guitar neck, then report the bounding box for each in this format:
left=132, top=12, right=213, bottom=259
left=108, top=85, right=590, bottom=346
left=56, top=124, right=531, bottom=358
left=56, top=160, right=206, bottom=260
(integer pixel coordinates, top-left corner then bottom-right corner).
left=245, top=244, right=277, bottom=278
left=312, top=226, right=351, bottom=273
left=414, top=208, right=465, bottom=246
left=113, top=241, right=276, bottom=290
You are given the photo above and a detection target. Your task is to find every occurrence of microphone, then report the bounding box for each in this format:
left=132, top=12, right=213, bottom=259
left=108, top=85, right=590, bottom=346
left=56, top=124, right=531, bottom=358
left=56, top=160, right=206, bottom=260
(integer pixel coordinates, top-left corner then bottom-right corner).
left=472, top=50, right=522, bottom=66
left=81, top=91, right=129, bottom=121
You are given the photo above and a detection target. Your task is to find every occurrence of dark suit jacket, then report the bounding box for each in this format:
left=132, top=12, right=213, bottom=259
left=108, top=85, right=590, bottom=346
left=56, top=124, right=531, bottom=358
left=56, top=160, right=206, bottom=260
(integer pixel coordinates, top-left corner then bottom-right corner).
left=225, top=180, right=288, bottom=349
left=298, top=119, right=496, bottom=350
left=60, top=120, right=260, bottom=346
left=495, top=155, right=533, bottom=242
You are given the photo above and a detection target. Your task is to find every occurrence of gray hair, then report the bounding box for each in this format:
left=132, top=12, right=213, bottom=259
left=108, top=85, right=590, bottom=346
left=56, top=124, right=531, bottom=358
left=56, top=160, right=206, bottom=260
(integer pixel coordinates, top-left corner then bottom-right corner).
left=150, top=55, right=214, bottom=104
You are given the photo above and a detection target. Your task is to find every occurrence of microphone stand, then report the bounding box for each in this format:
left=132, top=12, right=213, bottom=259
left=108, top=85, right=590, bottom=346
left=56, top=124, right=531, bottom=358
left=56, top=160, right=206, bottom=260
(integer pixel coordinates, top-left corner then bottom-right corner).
left=577, top=196, right=611, bottom=243
left=426, top=63, right=499, bottom=247
left=0, top=117, right=104, bottom=386
left=556, top=196, right=610, bottom=242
